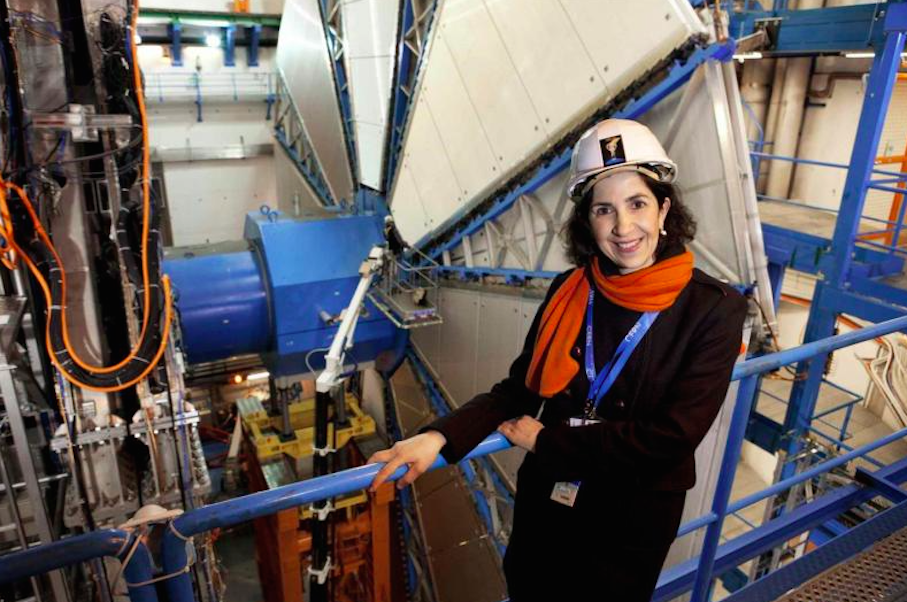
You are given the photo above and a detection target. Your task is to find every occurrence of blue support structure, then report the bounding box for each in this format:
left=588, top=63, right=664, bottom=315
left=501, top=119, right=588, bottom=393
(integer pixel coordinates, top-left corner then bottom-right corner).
left=247, top=24, right=261, bottom=67
left=319, top=0, right=359, bottom=187
left=384, top=0, right=440, bottom=192
left=224, top=24, right=236, bottom=67
left=783, top=4, right=907, bottom=483
left=416, top=40, right=736, bottom=262
left=168, top=22, right=183, bottom=67
left=728, top=3, right=890, bottom=55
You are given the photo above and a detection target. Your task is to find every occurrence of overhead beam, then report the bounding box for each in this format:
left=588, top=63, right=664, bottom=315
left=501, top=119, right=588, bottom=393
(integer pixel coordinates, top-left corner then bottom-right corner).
left=728, top=3, right=892, bottom=56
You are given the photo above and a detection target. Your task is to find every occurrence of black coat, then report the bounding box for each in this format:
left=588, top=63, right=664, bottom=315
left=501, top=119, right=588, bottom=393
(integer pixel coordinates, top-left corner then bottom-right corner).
left=423, top=259, right=749, bottom=601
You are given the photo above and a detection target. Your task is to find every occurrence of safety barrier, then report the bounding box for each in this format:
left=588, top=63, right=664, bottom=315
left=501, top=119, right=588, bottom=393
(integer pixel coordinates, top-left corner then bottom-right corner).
left=2, top=314, right=907, bottom=602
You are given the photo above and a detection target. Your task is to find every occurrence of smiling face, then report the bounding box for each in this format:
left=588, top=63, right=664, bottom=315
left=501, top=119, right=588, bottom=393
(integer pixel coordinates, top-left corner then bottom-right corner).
left=588, top=171, right=671, bottom=274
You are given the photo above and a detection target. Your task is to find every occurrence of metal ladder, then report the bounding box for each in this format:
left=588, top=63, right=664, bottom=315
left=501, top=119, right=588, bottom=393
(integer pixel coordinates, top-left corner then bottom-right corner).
left=0, top=297, right=70, bottom=602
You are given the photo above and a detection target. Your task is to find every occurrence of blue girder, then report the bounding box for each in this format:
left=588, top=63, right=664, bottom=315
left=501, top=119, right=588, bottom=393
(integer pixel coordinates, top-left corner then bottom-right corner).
left=728, top=2, right=892, bottom=55
left=319, top=0, right=359, bottom=187
left=384, top=0, right=441, bottom=192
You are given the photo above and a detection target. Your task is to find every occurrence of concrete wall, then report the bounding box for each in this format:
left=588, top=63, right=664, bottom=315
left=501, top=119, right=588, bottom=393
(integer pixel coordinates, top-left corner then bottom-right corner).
left=139, top=44, right=278, bottom=246
left=788, top=58, right=907, bottom=219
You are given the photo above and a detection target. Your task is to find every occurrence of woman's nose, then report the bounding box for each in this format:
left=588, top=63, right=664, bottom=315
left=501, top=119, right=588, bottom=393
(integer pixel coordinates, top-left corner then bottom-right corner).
left=612, top=211, right=633, bottom=237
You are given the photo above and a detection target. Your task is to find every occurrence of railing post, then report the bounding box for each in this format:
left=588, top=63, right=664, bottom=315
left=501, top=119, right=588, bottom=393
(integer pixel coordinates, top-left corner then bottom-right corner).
left=690, top=374, right=760, bottom=602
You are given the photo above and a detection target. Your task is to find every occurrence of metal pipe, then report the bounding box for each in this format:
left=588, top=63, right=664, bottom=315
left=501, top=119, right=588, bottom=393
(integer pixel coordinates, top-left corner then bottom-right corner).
left=766, top=0, right=824, bottom=199
left=0, top=529, right=158, bottom=602
left=731, top=314, right=907, bottom=379
left=0, top=472, right=68, bottom=494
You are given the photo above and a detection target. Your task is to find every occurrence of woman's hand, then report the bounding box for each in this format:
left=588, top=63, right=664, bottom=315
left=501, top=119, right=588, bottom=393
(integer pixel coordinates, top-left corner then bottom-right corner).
left=497, top=416, right=544, bottom=452
left=367, top=431, right=447, bottom=491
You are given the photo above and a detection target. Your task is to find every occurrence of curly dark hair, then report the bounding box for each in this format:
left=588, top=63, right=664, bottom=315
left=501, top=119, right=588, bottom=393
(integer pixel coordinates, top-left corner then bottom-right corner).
left=562, top=173, right=697, bottom=267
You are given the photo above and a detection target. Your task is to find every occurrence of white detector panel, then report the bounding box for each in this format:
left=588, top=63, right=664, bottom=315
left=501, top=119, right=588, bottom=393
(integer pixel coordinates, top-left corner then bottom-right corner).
left=277, top=0, right=355, bottom=203
left=342, top=0, right=399, bottom=190
left=420, top=36, right=500, bottom=201
left=484, top=1, right=610, bottom=136
left=560, top=0, right=705, bottom=94
left=392, top=165, right=429, bottom=240
left=441, top=0, right=547, bottom=168
left=389, top=0, right=705, bottom=245
left=404, top=98, right=463, bottom=229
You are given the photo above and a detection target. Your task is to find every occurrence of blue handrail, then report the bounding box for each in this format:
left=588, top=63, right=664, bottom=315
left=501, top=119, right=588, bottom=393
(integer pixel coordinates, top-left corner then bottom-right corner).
left=0, top=530, right=158, bottom=602
left=2, top=314, right=907, bottom=602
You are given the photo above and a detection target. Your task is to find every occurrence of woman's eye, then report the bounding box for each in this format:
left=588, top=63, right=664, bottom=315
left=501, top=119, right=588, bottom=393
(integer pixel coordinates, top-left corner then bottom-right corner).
left=632, top=199, right=647, bottom=209
left=592, top=206, right=612, bottom=216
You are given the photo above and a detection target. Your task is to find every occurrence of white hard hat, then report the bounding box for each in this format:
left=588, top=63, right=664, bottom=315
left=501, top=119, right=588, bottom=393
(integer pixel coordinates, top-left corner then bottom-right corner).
left=119, top=504, right=183, bottom=529
left=566, top=119, right=677, bottom=201
left=384, top=215, right=394, bottom=223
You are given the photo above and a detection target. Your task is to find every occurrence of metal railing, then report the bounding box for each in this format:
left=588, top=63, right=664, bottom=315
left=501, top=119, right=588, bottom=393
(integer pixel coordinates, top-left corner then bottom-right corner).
left=2, top=315, right=907, bottom=602
left=144, top=71, right=276, bottom=103
left=751, top=150, right=907, bottom=258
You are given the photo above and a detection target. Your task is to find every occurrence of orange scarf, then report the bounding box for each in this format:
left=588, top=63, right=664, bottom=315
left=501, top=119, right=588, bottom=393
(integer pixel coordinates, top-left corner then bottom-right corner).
left=524, top=251, right=694, bottom=397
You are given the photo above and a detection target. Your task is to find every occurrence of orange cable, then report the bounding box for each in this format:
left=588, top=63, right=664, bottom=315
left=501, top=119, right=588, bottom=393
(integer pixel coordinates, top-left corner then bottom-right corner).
left=0, top=0, right=173, bottom=392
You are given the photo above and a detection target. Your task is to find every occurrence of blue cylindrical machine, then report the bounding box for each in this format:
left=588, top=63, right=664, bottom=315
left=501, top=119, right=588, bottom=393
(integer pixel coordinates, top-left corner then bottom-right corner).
left=165, top=249, right=271, bottom=364
left=163, top=211, right=399, bottom=376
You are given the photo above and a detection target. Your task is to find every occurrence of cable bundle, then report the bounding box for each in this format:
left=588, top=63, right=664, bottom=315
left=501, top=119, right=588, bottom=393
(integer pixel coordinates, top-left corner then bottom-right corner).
left=0, top=0, right=172, bottom=392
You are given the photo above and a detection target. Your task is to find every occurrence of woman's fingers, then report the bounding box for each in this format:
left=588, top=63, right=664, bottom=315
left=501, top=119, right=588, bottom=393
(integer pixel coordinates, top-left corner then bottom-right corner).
left=396, top=461, right=427, bottom=489
left=367, top=448, right=394, bottom=465
left=370, top=455, right=406, bottom=491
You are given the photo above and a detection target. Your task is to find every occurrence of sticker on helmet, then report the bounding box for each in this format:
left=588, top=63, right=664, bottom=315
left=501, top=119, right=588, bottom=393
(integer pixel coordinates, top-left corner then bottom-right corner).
left=600, top=135, right=625, bottom=167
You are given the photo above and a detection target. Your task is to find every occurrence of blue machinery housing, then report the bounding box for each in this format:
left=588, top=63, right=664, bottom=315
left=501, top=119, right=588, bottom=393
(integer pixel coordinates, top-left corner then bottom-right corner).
left=163, top=211, right=398, bottom=376
left=2, top=314, right=907, bottom=602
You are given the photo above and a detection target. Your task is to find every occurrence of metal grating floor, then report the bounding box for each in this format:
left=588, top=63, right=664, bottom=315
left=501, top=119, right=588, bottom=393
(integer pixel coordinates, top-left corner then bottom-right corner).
left=777, top=524, right=907, bottom=602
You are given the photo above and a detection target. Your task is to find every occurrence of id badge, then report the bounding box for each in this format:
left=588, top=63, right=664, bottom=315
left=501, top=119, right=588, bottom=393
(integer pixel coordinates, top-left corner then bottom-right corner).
left=550, top=480, right=580, bottom=507
left=568, top=417, right=601, bottom=427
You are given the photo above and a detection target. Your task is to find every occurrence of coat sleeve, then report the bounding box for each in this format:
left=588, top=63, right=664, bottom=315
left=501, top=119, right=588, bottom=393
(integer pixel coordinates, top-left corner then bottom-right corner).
left=532, top=291, right=748, bottom=483
left=419, top=271, right=572, bottom=464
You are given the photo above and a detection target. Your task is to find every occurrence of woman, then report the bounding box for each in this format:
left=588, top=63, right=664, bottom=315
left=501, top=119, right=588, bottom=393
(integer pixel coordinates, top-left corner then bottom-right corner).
left=368, top=119, right=748, bottom=601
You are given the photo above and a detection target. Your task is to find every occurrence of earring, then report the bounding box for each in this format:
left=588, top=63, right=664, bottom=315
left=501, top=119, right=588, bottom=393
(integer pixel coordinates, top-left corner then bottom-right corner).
left=660, top=228, right=667, bottom=236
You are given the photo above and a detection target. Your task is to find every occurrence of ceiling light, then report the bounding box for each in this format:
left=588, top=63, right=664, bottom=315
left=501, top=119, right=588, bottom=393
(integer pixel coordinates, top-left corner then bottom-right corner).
left=232, top=374, right=243, bottom=384
left=205, top=33, right=222, bottom=48
left=844, top=51, right=875, bottom=59
left=733, top=51, right=763, bottom=62
left=247, top=371, right=270, bottom=382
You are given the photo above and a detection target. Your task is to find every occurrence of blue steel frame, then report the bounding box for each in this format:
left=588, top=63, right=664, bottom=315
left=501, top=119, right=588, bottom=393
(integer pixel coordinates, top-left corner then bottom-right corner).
left=414, top=40, right=736, bottom=266
left=224, top=24, right=236, bottom=67
left=247, top=24, right=261, bottom=67
left=4, top=316, right=907, bottom=602
left=168, top=22, right=183, bottom=67
left=782, top=3, right=907, bottom=486
left=319, top=0, right=359, bottom=188
left=383, top=0, right=440, bottom=192
left=727, top=3, right=890, bottom=55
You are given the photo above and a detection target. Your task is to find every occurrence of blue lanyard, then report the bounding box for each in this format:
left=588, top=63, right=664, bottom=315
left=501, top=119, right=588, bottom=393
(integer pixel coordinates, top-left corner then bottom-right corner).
left=583, top=288, right=658, bottom=418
